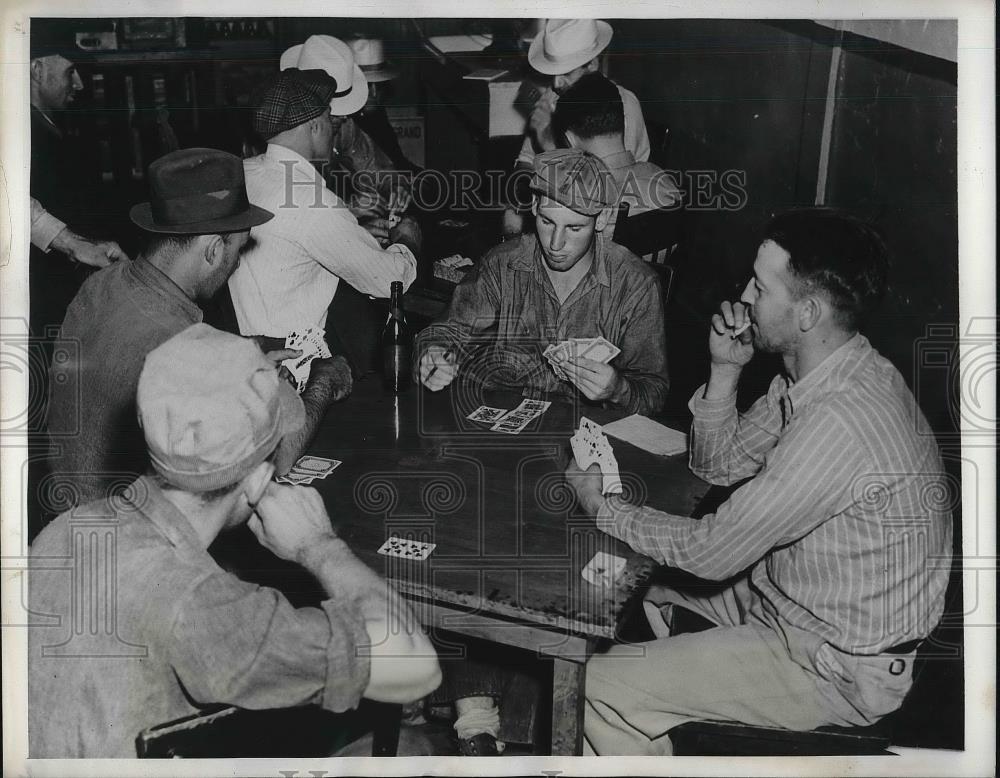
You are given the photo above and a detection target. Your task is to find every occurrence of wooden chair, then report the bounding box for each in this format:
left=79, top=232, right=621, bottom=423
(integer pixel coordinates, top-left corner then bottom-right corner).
left=136, top=701, right=403, bottom=758
left=611, top=201, right=683, bottom=304
left=611, top=201, right=684, bottom=266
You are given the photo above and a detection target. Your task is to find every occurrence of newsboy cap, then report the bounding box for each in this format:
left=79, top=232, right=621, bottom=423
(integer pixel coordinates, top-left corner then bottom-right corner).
left=530, top=148, right=616, bottom=216
left=251, top=68, right=339, bottom=139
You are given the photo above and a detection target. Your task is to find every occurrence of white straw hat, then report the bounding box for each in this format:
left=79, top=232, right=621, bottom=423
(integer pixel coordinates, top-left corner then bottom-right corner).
left=527, top=19, right=613, bottom=75
left=347, top=36, right=398, bottom=83
left=279, top=35, right=368, bottom=115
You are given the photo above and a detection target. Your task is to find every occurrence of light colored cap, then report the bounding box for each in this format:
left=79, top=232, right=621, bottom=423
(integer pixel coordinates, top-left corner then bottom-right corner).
left=137, top=324, right=305, bottom=492
left=280, top=35, right=368, bottom=115
left=530, top=149, right=616, bottom=216
left=527, top=19, right=613, bottom=75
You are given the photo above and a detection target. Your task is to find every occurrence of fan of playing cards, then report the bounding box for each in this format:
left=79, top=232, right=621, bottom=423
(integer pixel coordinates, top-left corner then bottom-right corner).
left=571, top=417, right=623, bottom=495
left=283, top=325, right=332, bottom=393
left=275, top=455, right=341, bottom=485
left=543, top=337, right=620, bottom=381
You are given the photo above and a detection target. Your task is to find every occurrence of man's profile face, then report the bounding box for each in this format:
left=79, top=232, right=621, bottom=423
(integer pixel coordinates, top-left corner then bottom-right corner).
left=552, top=60, right=598, bottom=95
left=740, top=239, right=800, bottom=353
left=532, top=197, right=598, bottom=272
left=33, top=55, right=83, bottom=112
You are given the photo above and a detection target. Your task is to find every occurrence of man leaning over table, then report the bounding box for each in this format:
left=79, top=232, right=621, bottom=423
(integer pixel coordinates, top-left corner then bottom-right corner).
left=417, top=148, right=669, bottom=417
left=228, top=67, right=419, bottom=340
left=30, top=324, right=441, bottom=757
left=567, top=209, right=953, bottom=755
left=45, top=147, right=349, bottom=522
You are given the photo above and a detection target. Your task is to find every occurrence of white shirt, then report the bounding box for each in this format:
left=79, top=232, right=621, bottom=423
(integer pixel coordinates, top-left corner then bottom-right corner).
left=516, top=83, right=651, bottom=166
left=230, top=143, right=417, bottom=337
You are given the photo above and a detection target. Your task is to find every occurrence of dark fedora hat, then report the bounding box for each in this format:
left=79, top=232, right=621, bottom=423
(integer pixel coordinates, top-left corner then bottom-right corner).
left=130, top=148, right=273, bottom=235
left=30, top=18, right=94, bottom=62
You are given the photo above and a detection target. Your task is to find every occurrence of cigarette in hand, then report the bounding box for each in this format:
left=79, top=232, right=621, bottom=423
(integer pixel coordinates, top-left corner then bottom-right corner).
left=731, top=321, right=751, bottom=339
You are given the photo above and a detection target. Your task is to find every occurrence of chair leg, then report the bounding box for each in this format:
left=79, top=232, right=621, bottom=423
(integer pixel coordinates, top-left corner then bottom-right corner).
left=370, top=702, right=403, bottom=756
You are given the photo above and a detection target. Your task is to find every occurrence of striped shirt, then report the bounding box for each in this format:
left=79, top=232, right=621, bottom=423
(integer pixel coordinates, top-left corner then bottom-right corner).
left=229, top=143, right=416, bottom=337
left=600, top=334, right=952, bottom=655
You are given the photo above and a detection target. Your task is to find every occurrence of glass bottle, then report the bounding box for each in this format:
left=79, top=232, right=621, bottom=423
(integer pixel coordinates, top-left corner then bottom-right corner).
left=381, top=281, right=412, bottom=392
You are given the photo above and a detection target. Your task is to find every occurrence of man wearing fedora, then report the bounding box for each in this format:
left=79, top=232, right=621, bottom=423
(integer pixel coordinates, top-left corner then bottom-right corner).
left=519, top=19, right=650, bottom=167
left=30, top=323, right=441, bottom=757
left=279, top=35, right=416, bottom=244
left=229, top=68, right=419, bottom=342
left=46, top=147, right=349, bottom=514
left=503, top=19, right=652, bottom=237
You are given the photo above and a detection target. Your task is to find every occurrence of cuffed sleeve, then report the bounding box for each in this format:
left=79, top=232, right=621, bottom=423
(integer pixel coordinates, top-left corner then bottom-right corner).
left=30, top=197, right=66, bottom=252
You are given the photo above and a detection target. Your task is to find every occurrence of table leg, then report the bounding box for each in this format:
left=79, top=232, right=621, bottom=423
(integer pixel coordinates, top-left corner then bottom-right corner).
left=550, top=656, right=586, bottom=755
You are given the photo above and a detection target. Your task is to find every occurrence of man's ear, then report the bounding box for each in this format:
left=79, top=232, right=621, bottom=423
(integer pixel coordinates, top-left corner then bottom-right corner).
left=584, top=58, right=600, bottom=74
left=202, top=234, right=225, bottom=266
left=29, top=58, right=45, bottom=83
left=595, top=206, right=613, bottom=233
left=530, top=196, right=540, bottom=218
left=798, top=295, right=823, bottom=332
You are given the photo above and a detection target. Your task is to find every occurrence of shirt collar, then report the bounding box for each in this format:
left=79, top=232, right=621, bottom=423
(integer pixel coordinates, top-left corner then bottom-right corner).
left=785, top=333, right=867, bottom=409
left=121, top=476, right=208, bottom=554
left=265, top=142, right=319, bottom=171
left=129, top=257, right=203, bottom=322
left=514, top=233, right=612, bottom=289
left=601, top=149, right=636, bottom=172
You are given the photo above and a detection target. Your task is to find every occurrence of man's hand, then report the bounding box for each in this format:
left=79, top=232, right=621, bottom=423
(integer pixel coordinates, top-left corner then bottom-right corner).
left=384, top=184, right=412, bottom=217
left=528, top=90, right=558, bottom=152
left=563, top=356, right=622, bottom=403
left=388, top=214, right=422, bottom=256
left=418, top=346, right=458, bottom=391
left=709, top=300, right=755, bottom=369
left=501, top=207, right=525, bottom=239
left=310, top=355, right=353, bottom=402
left=248, top=483, right=337, bottom=564
left=357, top=216, right=393, bottom=247
left=51, top=228, right=129, bottom=268
left=565, top=460, right=607, bottom=516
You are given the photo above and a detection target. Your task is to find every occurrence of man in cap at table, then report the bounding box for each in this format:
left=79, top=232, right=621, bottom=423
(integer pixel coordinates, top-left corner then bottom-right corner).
left=45, top=147, right=344, bottom=520
left=29, top=323, right=441, bottom=757
left=278, top=35, right=417, bottom=244
left=417, top=148, right=669, bottom=417
left=229, top=68, right=419, bottom=348
left=503, top=19, right=652, bottom=237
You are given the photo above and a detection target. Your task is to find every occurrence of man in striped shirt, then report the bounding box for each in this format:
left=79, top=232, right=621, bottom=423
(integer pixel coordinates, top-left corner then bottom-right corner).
left=568, top=209, right=953, bottom=755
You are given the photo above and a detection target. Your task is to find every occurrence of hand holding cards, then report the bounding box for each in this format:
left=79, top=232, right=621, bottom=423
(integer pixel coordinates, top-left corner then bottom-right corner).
left=283, top=326, right=332, bottom=393
left=544, top=336, right=620, bottom=381
left=570, top=417, right=623, bottom=495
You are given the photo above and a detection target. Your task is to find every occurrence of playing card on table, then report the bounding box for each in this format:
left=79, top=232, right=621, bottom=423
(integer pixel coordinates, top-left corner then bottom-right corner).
left=275, top=471, right=318, bottom=485
left=377, top=536, right=436, bottom=561
left=491, top=415, right=532, bottom=434
left=581, top=551, right=627, bottom=587
left=467, top=405, right=509, bottom=423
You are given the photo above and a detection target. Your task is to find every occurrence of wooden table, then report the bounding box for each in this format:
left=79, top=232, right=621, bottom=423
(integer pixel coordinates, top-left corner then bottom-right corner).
left=307, top=378, right=709, bottom=754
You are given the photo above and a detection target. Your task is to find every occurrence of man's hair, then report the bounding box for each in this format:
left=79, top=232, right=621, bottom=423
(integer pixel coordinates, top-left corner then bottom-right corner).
left=764, top=209, right=889, bottom=331
left=150, top=471, right=241, bottom=504
left=144, top=232, right=247, bottom=258
left=553, top=72, right=624, bottom=141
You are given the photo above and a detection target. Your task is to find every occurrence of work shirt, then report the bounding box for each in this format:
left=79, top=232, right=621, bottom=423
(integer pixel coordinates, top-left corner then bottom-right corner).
left=600, top=334, right=953, bottom=657
left=517, top=83, right=651, bottom=167
left=28, top=476, right=370, bottom=757
left=47, top=257, right=202, bottom=507
left=230, top=143, right=416, bottom=337
left=30, top=196, right=66, bottom=252
left=416, top=233, right=669, bottom=415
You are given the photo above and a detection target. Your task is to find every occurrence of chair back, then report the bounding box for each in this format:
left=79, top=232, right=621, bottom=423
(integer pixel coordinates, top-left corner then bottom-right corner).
left=611, top=201, right=684, bottom=266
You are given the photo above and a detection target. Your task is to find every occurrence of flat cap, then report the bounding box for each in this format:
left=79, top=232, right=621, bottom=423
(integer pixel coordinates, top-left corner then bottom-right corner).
left=251, top=68, right=339, bottom=140
left=530, top=149, right=616, bottom=216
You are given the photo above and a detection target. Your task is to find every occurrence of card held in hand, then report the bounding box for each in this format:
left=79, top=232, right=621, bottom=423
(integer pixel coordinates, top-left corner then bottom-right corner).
left=570, top=416, right=623, bottom=495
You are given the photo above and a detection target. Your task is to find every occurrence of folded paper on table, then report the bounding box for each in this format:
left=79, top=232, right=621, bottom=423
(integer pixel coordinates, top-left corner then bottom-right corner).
left=602, top=414, right=688, bottom=457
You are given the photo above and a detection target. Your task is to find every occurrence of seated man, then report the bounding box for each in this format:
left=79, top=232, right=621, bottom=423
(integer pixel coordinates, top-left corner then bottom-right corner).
left=418, top=148, right=669, bottom=416
left=29, top=324, right=441, bottom=757
left=567, top=209, right=953, bottom=755
left=46, top=147, right=351, bottom=512
left=278, top=35, right=417, bottom=244
left=554, top=72, right=681, bottom=234
left=229, top=68, right=420, bottom=341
